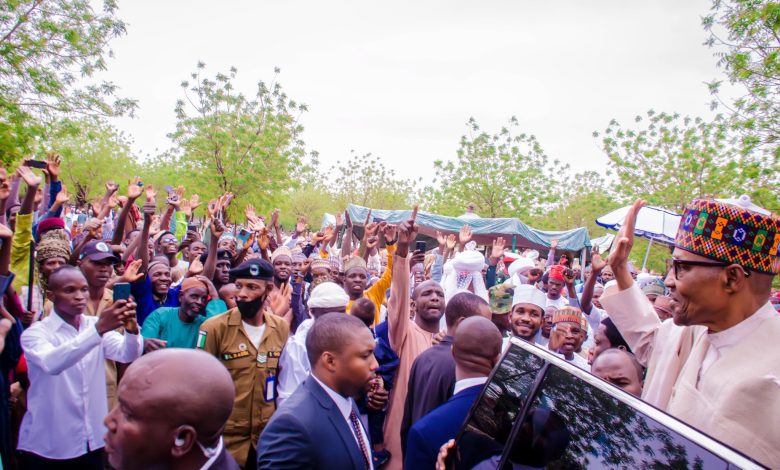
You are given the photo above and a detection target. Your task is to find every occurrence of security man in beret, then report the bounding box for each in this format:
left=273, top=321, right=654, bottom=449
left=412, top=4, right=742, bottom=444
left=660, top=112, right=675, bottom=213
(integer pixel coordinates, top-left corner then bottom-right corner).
left=197, top=259, right=290, bottom=469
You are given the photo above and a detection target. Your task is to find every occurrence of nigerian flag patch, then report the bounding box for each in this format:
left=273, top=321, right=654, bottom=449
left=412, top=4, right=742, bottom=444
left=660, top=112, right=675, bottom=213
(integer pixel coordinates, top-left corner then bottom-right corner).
left=197, top=331, right=207, bottom=349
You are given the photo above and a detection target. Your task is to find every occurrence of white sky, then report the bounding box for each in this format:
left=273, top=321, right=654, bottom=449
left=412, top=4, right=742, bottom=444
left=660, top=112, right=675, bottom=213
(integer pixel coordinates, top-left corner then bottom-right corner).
left=104, top=0, right=730, bottom=184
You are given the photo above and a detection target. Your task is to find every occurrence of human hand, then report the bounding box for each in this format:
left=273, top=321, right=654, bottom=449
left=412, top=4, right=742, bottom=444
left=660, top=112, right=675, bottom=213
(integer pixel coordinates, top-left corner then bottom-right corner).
left=126, top=176, right=143, bottom=200
left=435, top=440, right=456, bottom=470
left=322, top=225, right=335, bottom=243
left=96, top=299, right=135, bottom=335
left=609, top=199, right=645, bottom=289
left=245, top=204, right=257, bottom=221
left=20, top=310, right=36, bottom=327
left=365, top=235, right=379, bottom=251
left=563, top=267, right=577, bottom=285
left=144, top=338, right=167, bottom=354
left=46, top=152, right=61, bottom=181
left=119, top=259, right=144, bottom=283
left=551, top=239, right=558, bottom=250
left=257, top=228, right=271, bottom=251
left=105, top=181, right=119, bottom=196
left=363, top=209, right=373, bottom=228
left=590, top=251, right=607, bottom=274
left=107, top=193, right=119, bottom=210
left=489, top=237, right=506, bottom=265
left=16, top=165, right=41, bottom=187
left=436, top=230, right=446, bottom=246
left=396, top=205, right=419, bottom=257
left=383, top=223, right=398, bottom=244
left=295, top=216, right=306, bottom=235
left=55, top=186, right=69, bottom=205
left=144, top=184, right=157, bottom=204
left=189, top=194, right=200, bottom=211
left=367, top=376, right=389, bottom=410
left=432, top=330, right=447, bottom=345
left=210, top=218, right=226, bottom=239
left=270, top=208, right=280, bottom=229
left=85, top=218, right=103, bottom=239
left=445, top=234, right=457, bottom=251
left=459, top=224, right=472, bottom=246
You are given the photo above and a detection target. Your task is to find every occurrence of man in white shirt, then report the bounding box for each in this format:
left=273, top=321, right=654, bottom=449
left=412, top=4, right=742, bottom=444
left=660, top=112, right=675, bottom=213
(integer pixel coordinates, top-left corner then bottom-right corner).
left=276, top=282, right=349, bottom=407
left=258, top=313, right=378, bottom=469
left=18, top=265, right=142, bottom=469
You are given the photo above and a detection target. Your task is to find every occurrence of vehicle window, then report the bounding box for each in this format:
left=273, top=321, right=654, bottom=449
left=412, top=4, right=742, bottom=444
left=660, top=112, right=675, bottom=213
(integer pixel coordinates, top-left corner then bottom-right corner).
left=452, top=344, right=546, bottom=469
left=500, top=364, right=730, bottom=469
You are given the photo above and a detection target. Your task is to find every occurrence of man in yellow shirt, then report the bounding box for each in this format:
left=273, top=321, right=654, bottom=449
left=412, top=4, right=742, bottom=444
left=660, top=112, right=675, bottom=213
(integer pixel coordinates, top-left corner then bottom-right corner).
left=343, top=228, right=396, bottom=326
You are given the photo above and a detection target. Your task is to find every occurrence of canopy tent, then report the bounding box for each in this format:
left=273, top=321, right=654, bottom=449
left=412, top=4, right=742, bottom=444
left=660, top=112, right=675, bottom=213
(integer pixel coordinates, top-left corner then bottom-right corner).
left=590, top=233, right=615, bottom=253
left=596, top=204, right=681, bottom=269
left=344, top=204, right=592, bottom=252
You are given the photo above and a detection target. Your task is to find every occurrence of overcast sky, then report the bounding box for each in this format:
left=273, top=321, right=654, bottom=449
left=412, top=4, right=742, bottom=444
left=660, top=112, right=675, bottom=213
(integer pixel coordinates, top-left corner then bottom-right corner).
left=104, top=0, right=729, bottom=183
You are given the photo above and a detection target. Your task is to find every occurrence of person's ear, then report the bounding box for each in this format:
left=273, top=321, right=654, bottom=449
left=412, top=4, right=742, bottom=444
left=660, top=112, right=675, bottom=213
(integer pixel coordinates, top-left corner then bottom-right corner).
left=409, top=299, right=416, bottom=313
left=723, top=264, right=748, bottom=293
left=322, top=351, right=338, bottom=373
left=171, top=425, right=197, bottom=458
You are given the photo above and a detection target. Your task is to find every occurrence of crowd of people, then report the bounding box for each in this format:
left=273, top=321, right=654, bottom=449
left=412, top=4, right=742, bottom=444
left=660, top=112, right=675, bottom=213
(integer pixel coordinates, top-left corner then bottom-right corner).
left=0, top=154, right=778, bottom=470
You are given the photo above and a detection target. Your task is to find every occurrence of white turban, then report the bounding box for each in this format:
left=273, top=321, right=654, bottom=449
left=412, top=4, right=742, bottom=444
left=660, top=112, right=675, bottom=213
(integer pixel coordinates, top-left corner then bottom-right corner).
left=444, top=250, right=488, bottom=304
left=308, top=282, right=349, bottom=309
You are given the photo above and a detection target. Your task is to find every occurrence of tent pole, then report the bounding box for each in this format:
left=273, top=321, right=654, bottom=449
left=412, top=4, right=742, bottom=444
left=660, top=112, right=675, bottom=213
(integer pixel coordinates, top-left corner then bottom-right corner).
left=580, top=248, right=586, bottom=280
left=512, top=235, right=517, bottom=253
left=642, top=238, right=654, bottom=271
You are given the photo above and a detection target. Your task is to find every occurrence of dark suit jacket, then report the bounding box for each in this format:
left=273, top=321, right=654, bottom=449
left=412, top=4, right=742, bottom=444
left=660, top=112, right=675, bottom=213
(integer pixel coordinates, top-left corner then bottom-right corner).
left=404, top=384, right=483, bottom=470
left=210, top=446, right=241, bottom=470
left=400, top=335, right=455, bottom=453
left=257, top=377, right=369, bottom=469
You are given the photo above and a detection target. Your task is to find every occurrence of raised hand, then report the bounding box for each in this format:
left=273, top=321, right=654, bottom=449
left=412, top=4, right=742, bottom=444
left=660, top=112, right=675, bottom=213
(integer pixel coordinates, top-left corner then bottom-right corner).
left=436, top=230, right=446, bottom=246
left=459, top=224, right=472, bottom=246
left=397, top=205, right=419, bottom=257
left=383, top=223, right=398, bottom=244
left=207, top=199, right=218, bottom=219
left=189, top=194, right=200, bottom=211
left=257, top=228, right=271, bottom=251
left=210, top=218, right=226, bottom=239
left=16, top=165, right=41, bottom=187
left=295, top=216, right=306, bottom=235
left=144, top=184, right=157, bottom=204
left=363, top=209, right=373, bottom=228
left=107, top=193, right=119, bottom=210
left=551, top=239, right=558, bottom=250
left=609, top=199, right=645, bottom=289
left=489, top=237, right=506, bottom=265
left=54, top=186, right=69, bottom=205
left=119, top=259, right=144, bottom=283
left=85, top=218, right=103, bottom=239
left=187, top=257, right=204, bottom=276
left=0, top=224, right=13, bottom=239
left=591, top=251, right=607, bottom=273
left=180, top=199, right=192, bottom=217
left=127, top=176, right=143, bottom=200
left=322, top=225, right=335, bottom=242
left=245, top=204, right=257, bottom=221
left=46, top=152, right=61, bottom=181
left=270, top=208, right=280, bottom=229
left=445, top=234, right=457, bottom=251
left=105, top=181, right=119, bottom=195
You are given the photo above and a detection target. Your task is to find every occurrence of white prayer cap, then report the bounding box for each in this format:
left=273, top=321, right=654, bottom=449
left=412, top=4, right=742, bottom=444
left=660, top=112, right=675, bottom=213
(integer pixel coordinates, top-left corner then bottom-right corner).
left=522, top=249, right=540, bottom=261
left=452, top=250, right=485, bottom=273
left=507, top=257, right=535, bottom=278
left=511, top=284, right=547, bottom=310
left=308, top=282, right=349, bottom=309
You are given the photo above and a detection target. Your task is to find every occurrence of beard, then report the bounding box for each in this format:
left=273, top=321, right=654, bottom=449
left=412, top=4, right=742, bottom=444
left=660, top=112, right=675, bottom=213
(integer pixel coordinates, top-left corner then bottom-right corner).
left=236, top=297, right=265, bottom=319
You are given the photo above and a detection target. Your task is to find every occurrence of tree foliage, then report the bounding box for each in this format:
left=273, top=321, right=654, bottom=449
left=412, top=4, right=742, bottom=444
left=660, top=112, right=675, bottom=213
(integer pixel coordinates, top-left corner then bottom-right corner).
left=429, top=117, right=566, bottom=219
left=0, top=0, right=136, bottom=163
left=52, top=117, right=137, bottom=204
left=329, top=150, right=421, bottom=210
left=596, top=110, right=777, bottom=213
left=704, top=0, right=780, bottom=156
left=168, top=63, right=313, bottom=217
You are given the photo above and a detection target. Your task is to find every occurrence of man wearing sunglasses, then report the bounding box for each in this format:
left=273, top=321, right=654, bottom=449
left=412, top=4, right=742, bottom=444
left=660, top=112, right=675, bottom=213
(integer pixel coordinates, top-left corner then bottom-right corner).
left=600, top=197, right=780, bottom=468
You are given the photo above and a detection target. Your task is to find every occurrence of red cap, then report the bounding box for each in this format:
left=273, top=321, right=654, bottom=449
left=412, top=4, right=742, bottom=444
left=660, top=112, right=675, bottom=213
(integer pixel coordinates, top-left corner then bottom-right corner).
left=549, top=265, right=565, bottom=282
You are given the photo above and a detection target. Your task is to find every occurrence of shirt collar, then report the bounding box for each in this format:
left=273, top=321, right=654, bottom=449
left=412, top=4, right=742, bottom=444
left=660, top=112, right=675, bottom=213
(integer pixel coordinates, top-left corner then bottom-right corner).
left=453, top=376, right=488, bottom=396
left=708, top=301, right=777, bottom=350
left=50, top=308, right=85, bottom=332
left=311, top=373, right=353, bottom=420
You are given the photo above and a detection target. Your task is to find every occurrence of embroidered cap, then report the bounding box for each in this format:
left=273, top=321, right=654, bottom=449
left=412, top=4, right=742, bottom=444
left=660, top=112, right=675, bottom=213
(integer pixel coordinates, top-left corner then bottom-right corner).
left=676, top=196, right=780, bottom=275
left=552, top=306, right=583, bottom=326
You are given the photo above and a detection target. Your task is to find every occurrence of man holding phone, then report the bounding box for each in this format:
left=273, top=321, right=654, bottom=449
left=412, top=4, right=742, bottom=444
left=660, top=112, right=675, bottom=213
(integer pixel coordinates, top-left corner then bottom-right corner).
left=17, top=266, right=142, bottom=469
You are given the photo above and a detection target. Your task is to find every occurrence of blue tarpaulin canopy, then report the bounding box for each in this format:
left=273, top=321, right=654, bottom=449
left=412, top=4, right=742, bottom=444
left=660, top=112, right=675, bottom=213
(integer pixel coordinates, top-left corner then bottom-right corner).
left=345, top=204, right=591, bottom=252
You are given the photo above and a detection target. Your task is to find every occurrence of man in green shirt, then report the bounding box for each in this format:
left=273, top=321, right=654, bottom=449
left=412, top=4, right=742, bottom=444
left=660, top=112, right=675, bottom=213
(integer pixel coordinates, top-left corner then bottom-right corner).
left=142, top=276, right=226, bottom=349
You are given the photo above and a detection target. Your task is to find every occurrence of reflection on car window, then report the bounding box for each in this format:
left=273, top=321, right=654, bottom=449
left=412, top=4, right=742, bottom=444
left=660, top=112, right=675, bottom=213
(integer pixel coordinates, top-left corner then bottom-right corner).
left=503, top=364, right=730, bottom=469
left=454, top=344, right=545, bottom=469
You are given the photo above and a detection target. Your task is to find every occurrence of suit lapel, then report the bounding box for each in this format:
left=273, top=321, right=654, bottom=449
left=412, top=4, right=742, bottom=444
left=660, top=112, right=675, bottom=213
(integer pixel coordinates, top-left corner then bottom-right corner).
left=304, top=378, right=366, bottom=469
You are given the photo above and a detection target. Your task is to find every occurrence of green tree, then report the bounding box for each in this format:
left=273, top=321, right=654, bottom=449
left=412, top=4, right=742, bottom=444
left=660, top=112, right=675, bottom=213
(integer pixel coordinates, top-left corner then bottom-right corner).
left=429, top=117, right=566, bottom=219
left=534, top=171, right=623, bottom=234
left=329, top=151, right=421, bottom=210
left=168, top=63, right=314, bottom=217
left=0, top=0, right=136, bottom=163
left=52, top=118, right=138, bottom=204
left=596, top=110, right=777, bottom=213
left=703, top=0, right=780, bottom=157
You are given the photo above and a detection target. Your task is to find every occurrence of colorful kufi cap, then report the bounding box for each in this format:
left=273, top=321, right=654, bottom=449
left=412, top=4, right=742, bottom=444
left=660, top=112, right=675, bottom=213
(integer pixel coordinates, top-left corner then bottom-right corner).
left=641, top=279, right=665, bottom=297
left=552, top=306, right=583, bottom=326
left=676, top=196, right=780, bottom=274
left=511, top=284, right=547, bottom=311
left=489, top=284, right=514, bottom=314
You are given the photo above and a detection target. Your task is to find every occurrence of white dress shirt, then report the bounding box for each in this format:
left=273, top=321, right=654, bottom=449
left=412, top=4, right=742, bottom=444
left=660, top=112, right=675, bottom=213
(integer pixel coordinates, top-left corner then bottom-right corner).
left=276, top=318, right=314, bottom=407
left=19, top=311, right=143, bottom=459
left=311, top=374, right=374, bottom=470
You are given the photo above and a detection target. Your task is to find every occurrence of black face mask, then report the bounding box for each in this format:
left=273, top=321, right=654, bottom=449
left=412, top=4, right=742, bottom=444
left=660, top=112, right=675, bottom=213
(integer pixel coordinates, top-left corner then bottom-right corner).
left=236, top=297, right=265, bottom=319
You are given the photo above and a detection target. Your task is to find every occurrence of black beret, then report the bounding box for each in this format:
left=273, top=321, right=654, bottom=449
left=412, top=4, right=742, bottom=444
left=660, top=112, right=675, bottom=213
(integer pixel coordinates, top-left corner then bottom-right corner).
left=199, top=248, right=233, bottom=265
left=230, top=258, right=274, bottom=281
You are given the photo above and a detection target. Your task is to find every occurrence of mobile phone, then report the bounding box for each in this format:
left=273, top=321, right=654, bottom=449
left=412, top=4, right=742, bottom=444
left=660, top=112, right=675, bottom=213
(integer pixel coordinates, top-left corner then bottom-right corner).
left=163, top=185, right=174, bottom=195
left=23, top=159, right=47, bottom=169
left=113, top=282, right=131, bottom=302
left=236, top=228, right=251, bottom=245
left=415, top=241, right=427, bottom=253
left=188, top=224, right=198, bottom=233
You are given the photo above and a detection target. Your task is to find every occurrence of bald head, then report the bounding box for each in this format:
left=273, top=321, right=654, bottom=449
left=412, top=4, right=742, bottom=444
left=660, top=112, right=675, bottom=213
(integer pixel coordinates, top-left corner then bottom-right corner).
left=105, top=349, right=235, bottom=470
left=453, top=316, right=503, bottom=378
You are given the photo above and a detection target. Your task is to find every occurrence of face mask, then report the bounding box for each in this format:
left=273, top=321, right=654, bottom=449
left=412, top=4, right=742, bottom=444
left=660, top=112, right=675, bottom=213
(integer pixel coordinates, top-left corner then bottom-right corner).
left=236, top=297, right=264, bottom=319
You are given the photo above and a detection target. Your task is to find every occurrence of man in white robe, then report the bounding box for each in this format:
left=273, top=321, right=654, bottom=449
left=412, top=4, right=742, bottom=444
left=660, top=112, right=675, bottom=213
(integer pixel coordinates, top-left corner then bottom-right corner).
left=600, top=197, right=780, bottom=468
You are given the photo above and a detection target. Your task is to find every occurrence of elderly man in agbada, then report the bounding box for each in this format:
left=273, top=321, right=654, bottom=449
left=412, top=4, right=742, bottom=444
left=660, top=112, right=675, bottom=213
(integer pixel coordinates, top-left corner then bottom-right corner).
left=600, top=196, right=780, bottom=468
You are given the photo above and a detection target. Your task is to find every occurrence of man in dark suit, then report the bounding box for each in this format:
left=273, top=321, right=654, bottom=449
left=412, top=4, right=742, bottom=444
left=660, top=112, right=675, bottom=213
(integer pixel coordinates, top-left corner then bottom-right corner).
left=103, top=348, right=240, bottom=470
left=404, top=316, right=503, bottom=470
left=400, top=293, right=492, bottom=453
left=258, top=313, right=378, bottom=469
